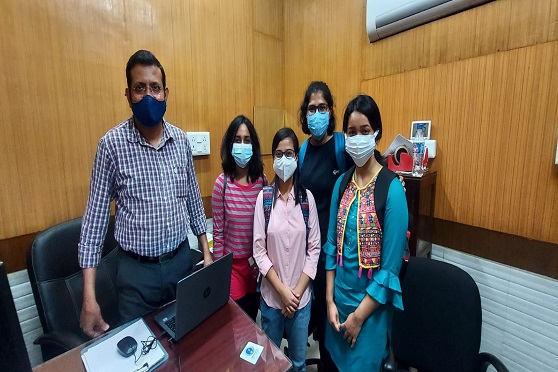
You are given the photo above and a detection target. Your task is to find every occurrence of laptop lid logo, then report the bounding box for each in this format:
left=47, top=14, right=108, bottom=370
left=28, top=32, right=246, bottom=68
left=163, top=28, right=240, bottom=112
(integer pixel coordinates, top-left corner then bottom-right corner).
left=203, top=287, right=211, bottom=298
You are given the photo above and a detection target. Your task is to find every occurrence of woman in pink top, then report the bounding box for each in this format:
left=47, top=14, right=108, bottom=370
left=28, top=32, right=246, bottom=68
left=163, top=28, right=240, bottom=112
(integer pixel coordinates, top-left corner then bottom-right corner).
left=212, top=115, right=266, bottom=320
left=253, top=128, right=321, bottom=372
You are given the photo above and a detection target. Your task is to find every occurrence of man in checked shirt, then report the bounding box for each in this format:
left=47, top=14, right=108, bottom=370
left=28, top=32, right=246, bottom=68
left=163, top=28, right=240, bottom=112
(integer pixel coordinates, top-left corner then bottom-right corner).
left=78, top=50, right=213, bottom=338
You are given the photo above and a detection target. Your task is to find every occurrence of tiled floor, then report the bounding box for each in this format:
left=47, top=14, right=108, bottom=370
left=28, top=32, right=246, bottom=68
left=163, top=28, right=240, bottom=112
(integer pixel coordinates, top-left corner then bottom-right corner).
left=279, top=336, right=320, bottom=372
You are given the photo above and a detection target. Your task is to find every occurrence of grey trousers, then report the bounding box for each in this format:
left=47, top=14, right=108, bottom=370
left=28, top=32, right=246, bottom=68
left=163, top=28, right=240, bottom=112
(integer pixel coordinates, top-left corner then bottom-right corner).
left=116, top=242, right=193, bottom=323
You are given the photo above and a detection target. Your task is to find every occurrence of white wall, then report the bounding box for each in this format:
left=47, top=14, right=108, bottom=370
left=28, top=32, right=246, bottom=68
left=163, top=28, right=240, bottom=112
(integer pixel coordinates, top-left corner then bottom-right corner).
left=433, top=245, right=558, bottom=372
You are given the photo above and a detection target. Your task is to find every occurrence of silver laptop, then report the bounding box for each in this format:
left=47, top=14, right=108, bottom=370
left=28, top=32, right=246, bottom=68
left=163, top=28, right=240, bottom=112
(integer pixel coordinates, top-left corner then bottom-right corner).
left=154, top=252, right=232, bottom=341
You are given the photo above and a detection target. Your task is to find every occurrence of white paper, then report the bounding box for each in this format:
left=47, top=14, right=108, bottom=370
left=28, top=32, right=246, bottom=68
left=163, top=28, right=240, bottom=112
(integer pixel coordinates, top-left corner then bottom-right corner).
left=382, top=134, right=414, bottom=158
left=81, top=318, right=165, bottom=372
left=239, top=342, right=264, bottom=365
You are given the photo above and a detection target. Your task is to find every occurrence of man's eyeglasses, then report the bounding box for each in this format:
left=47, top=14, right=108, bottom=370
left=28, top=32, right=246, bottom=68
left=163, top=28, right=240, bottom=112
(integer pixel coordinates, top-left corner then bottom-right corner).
left=274, top=149, right=296, bottom=159
left=132, top=84, right=164, bottom=95
left=307, top=104, right=329, bottom=116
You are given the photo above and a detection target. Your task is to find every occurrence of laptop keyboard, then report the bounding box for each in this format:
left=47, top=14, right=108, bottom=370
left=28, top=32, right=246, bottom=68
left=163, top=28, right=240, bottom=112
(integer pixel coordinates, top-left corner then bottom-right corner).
left=164, top=316, right=176, bottom=333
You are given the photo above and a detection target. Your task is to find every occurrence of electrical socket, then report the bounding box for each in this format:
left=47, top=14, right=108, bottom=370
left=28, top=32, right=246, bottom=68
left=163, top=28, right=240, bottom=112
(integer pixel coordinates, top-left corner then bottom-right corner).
left=186, top=132, right=210, bottom=156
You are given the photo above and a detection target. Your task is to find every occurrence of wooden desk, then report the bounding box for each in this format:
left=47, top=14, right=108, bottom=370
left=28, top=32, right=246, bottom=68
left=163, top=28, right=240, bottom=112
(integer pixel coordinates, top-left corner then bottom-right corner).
left=401, top=171, right=437, bottom=258
left=34, top=299, right=291, bottom=372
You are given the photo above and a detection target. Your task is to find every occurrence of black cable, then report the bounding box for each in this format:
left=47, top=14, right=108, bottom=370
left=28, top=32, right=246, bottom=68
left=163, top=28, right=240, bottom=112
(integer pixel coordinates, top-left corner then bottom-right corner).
left=133, top=335, right=157, bottom=363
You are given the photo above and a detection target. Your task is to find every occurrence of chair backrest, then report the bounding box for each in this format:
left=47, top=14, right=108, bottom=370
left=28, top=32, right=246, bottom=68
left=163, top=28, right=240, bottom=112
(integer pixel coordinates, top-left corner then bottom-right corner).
left=392, top=257, right=482, bottom=372
left=0, top=262, right=32, bottom=372
left=27, top=217, right=121, bottom=342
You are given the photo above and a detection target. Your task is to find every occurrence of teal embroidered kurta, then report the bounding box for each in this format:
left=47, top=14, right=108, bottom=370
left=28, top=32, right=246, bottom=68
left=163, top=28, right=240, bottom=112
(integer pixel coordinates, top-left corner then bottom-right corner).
left=323, top=174, right=407, bottom=372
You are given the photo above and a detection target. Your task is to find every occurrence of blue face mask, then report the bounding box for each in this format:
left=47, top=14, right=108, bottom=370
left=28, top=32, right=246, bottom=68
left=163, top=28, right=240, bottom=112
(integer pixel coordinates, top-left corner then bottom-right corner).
left=131, top=95, right=166, bottom=128
left=231, top=143, right=253, bottom=168
left=307, top=112, right=329, bottom=140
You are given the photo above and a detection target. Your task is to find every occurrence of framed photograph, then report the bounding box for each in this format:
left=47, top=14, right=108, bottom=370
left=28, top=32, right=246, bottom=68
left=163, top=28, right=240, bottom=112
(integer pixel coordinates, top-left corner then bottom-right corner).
left=410, top=120, right=431, bottom=140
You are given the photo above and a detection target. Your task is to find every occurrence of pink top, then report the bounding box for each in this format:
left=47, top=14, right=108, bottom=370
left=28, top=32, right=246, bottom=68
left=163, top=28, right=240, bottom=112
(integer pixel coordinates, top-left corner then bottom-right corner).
left=253, top=187, right=321, bottom=310
left=212, top=173, right=267, bottom=259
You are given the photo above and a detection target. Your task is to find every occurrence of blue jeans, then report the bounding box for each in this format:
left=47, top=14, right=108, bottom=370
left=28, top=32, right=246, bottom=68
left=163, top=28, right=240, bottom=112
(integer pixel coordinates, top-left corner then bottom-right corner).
left=260, top=298, right=312, bottom=372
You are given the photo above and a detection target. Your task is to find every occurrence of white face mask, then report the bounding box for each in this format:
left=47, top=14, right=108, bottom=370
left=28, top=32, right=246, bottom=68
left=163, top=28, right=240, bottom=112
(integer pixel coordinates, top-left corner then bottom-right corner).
left=345, top=131, right=379, bottom=167
left=273, top=155, right=297, bottom=182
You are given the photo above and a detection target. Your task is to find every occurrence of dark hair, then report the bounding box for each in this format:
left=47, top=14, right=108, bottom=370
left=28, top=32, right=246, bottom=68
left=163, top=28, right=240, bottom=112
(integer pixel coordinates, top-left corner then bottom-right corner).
left=126, top=50, right=166, bottom=88
left=299, top=81, right=336, bottom=136
left=220, top=115, right=264, bottom=184
left=271, top=127, right=306, bottom=206
left=343, top=94, right=384, bottom=163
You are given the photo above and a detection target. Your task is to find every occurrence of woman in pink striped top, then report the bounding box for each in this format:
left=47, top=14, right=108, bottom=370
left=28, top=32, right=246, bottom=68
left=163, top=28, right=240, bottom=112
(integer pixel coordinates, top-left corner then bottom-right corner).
left=212, top=115, right=267, bottom=320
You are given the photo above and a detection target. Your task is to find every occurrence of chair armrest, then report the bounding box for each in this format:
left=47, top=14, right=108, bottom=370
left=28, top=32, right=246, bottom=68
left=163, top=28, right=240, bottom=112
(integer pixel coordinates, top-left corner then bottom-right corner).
left=477, top=352, right=509, bottom=372
left=34, top=330, right=87, bottom=352
left=382, top=348, right=397, bottom=372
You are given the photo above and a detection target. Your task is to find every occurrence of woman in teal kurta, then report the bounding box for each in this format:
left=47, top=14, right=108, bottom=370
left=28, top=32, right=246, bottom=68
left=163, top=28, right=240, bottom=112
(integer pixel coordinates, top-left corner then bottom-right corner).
left=324, top=95, right=408, bottom=371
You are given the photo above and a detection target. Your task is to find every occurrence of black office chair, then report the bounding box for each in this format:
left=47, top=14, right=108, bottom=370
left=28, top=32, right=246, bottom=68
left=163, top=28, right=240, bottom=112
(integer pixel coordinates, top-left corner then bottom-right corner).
left=0, top=262, right=33, bottom=372
left=384, top=257, right=508, bottom=372
left=27, top=217, right=122, bottom=361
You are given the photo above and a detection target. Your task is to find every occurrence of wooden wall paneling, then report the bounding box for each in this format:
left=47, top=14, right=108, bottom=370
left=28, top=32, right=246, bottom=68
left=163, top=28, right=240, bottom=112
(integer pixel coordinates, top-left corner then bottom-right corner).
left=253, top=0, right=283, bottom=39
left=362, top=42, right=558, bottom=244
left=254, top=32, right=284, bottom=109
left=262, top=156, right=276, bottom=181
left=253, top=106, right=285, bottom=155
left=0, top=0, right=261, bottom=240
left=476, top=0, right=512, bottom=56
left=362, top=0, right=558, bottom=81
left=169, top=0, right=195, bottom=130
left=284, top=0, right=364, bottom=142
left=0, top=0, right=140, bottom=239
left=521, top=42, right=558, bottom=242
left=187, top=0, right=228, bottom=196
left=178, top=0, right=254, bottom=197
left=550, top=0, right=558, bottom=40
left=507, top=0, right=553, bottom=49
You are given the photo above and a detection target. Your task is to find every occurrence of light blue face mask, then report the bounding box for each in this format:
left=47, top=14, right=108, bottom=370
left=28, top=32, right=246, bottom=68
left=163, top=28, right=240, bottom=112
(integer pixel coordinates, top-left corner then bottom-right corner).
left=307, top=112, right=329, bottom=140
left=231, top=143, right=253, bottom=168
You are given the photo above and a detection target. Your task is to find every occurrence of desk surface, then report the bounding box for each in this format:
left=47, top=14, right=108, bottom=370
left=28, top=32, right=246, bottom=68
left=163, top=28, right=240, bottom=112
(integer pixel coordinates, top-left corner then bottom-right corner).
left=34, top=299, right=292, bottom=372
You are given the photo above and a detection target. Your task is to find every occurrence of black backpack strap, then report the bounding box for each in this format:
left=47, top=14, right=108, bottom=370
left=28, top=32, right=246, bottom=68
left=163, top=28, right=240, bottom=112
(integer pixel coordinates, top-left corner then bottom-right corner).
left=374, top=167, right=398, bottom=230
left=299, top=192, right=310, bottom=251
left=338, top=165, right=356, bottom=202
left=337, top=166, right=398, bottom=231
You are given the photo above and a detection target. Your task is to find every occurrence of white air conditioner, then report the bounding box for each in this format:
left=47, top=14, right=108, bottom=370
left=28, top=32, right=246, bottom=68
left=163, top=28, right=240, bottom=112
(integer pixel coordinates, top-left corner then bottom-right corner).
left=366, top=0, right=494, bottom=43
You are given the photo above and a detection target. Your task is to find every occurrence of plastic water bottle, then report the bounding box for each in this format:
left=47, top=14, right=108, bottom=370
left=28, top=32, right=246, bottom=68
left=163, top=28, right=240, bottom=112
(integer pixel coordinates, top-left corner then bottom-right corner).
left=412, top=124, right=425, bottom=177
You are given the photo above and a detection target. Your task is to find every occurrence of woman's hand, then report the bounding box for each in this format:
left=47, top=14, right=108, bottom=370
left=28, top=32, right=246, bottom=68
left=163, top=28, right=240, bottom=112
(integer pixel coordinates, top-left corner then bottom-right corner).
left=398, top=175, right=406, bottom=192
left=280, top=285, right=300, bottom=315
left=340, top=312, right=364, bottom=348
left=327, top=301, right=341, bottom=332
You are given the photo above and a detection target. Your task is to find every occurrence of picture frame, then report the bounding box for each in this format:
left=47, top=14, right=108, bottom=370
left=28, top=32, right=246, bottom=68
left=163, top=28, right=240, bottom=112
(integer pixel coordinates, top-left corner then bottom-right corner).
left=410, top=120, right=431, bottom=140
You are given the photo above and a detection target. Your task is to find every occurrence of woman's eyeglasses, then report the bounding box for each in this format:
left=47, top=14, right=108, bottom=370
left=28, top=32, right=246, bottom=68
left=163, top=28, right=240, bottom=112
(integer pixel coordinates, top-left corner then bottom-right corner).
left=274, top=149, right=295, bottom=159
left=307, top=104, right=329, bottom=115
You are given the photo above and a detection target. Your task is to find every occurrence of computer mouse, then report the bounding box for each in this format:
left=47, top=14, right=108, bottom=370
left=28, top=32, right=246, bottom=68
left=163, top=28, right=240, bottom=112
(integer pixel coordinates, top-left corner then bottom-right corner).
left=117, top=336, right=138, bottom=358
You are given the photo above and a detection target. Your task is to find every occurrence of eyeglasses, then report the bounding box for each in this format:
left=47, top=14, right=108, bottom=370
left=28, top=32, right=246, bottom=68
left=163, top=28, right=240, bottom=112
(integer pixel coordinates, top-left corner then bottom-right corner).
left=131, top=84, right=164, bottom=96
left=307, top=104, right=329, bottom=116
left=274, top=149, right=296, bottom=159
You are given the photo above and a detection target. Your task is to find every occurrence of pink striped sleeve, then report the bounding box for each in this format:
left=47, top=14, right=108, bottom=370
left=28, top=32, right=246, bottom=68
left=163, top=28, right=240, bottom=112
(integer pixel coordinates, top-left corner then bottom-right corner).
left=211, top=173, right=225, bottom=259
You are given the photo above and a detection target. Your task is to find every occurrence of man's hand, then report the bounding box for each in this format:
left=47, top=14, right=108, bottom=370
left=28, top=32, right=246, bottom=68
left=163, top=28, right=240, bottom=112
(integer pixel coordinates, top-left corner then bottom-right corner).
left=80, top=299, right=109, bottom=338
left=203, top=254, right=214, bottom=267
